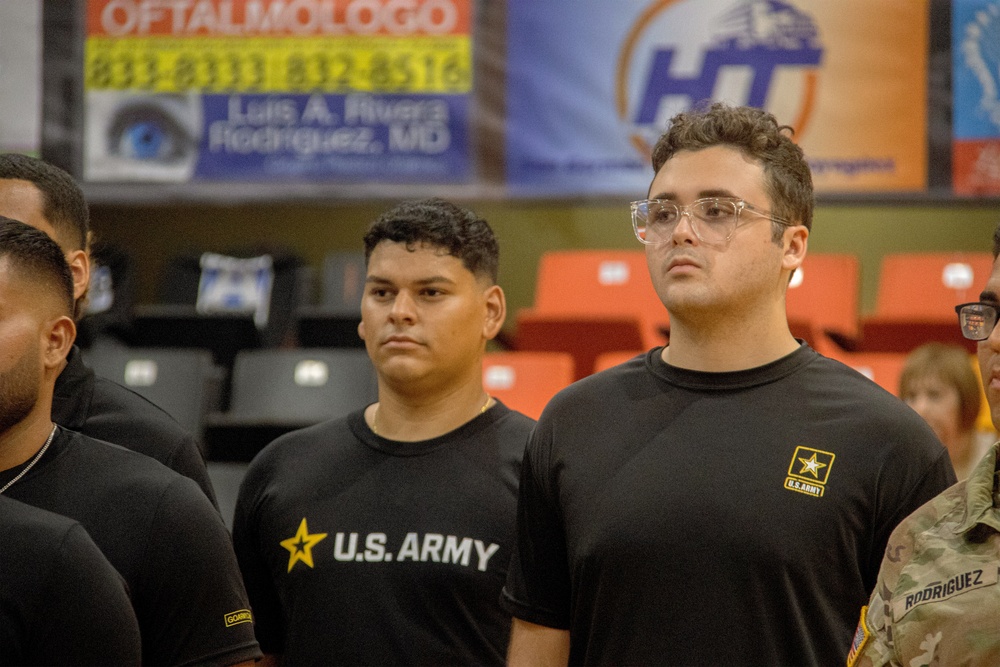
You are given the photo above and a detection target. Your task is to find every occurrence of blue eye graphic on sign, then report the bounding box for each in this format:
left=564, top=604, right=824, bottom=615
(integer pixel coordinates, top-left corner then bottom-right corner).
left=615, top=0, right=824, bottom=159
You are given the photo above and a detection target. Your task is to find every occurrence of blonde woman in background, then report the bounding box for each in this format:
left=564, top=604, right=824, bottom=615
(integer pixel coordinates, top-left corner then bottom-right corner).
left=899, top=342, right=991, bottom=480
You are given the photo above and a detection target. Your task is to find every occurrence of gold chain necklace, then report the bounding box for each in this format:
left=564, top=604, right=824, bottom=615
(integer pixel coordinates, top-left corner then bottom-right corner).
left=0, top=424, right=58, bottom=495
left=372, top=396, right=491, bottom=436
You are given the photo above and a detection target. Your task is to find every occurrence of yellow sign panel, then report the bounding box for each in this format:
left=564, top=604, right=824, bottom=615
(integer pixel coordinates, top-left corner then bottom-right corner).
left=85, top=35, right=471, bottom=93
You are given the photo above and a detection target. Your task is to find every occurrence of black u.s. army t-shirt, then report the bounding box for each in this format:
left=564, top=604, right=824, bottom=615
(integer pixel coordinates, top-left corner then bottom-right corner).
left=233, top=402, right=534, bottom=665
left=502, top=345, right=956, bottom=666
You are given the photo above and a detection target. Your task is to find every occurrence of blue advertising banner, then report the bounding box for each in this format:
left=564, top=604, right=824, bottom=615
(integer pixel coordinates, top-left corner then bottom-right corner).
left=952, top=0, right=1000, bottom=195
left=506, top=4, right=649, bottom=196
left=83, top=0, right=473, bottom=184
left=507, top=0, right=929, bottom=196
left=196, top=93, right=469, bottom=181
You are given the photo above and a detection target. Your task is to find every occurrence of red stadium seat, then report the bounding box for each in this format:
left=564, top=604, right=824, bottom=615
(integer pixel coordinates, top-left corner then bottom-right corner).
left=785, top=253, right=860, bottom=350
left=857, top=252, right=994, bottom=353
left=826, top=350, right=908, bottom=396
left=515, top=250, right=668, bottom=379
left=593, top=350, right=645, bottom=373
left=482, top=352, right=575, bottom=419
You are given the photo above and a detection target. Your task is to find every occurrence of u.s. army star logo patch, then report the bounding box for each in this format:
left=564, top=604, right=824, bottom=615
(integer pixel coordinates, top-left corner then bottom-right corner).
left=281, top=518, right=328, bottom=573
left=783, top=446, right=835, bottom=498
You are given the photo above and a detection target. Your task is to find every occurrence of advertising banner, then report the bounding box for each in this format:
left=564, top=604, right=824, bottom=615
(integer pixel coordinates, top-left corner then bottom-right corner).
left=953, top=0, right=1000, bottom=195
left=507, top=0, right=928, bottom=196
left=83, top=0, right=473, bottom=183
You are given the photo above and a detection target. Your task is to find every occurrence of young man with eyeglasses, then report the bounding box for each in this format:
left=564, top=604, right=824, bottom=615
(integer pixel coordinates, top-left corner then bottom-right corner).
left=501, top=103, right=956, bottom=665
left=851, top=224, right=1000, bottom=666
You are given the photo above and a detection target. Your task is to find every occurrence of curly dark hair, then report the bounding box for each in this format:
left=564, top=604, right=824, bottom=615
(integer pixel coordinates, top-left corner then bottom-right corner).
left=363, top=198, right=499, bottom=283
left=650, top=103, right=813, bottom=240
left=0, top=216, right=74, bottom=314
left=0, top=153, right=89, bottom=251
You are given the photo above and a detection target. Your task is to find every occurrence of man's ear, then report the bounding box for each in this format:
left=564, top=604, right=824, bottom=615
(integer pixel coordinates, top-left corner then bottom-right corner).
left=482, top=285, right=507, bottom=341
left=782, top=225, right=809, bottom=273
left=65, top=248, right=90, bottom=302
left=357, top=319, right=367, bottom=342
left=43, top=315, right=76, bottom=370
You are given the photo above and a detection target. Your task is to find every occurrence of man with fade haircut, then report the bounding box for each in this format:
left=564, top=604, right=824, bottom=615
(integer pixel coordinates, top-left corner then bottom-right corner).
left=851, top=222, right=1000, bottom=666
left=0, top=218, right=261, bottom=667
left=0, top=496, right=142, bottom=666
left=0, top=152, right=216, bottom=506
left=233, top=198, right=535, bottom=665
left=501, top=103, right=956, bottom=665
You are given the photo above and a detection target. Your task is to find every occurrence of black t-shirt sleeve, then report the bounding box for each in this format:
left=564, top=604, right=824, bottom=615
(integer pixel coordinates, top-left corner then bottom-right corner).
left=232, top=460, right=287, bottom=656
left=867, top=444, right=957, bottom=588
left=501, top=434, right=572, bottom=629
left=140, top=477, right=262, bottom=666
left=33, top=523, right=143, bottom=666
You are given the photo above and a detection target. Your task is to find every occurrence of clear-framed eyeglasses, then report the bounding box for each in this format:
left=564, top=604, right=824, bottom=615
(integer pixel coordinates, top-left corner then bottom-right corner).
left=955, top=302, right=1000, bottom=340
left=630, top=197, right=794, bottom=247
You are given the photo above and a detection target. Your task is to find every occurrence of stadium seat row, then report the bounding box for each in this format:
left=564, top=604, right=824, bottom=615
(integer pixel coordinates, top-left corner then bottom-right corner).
left=514, top=250, right=994, bottom=379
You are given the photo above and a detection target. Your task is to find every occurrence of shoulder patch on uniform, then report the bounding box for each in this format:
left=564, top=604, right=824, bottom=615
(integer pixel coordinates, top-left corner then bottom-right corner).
left=846, top=606, right=871, bottom=667
left=224, top=608, right=253, bottom=627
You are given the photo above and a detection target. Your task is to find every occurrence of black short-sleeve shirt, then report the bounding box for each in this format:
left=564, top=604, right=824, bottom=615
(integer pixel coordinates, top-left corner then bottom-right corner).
left=234, top=402, right=534, bottom=665
left=502, top=345, right=957, bottom=665
left=2, top=428, right=261, bottom=667
left=0, top=495, right=142, bottom=666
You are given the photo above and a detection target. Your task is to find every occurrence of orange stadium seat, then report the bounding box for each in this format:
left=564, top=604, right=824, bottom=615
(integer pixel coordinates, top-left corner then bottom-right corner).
left=593, top=350, right=645, bottom=373
left=827, top=351, right=908, bottom=396
left=515, top=250, right=668, bottom=379
left=857, top=252, right=994, bottom=353
left=785, top=253, right=860, bottom=351
left=482, top=352, right=575, bottom=419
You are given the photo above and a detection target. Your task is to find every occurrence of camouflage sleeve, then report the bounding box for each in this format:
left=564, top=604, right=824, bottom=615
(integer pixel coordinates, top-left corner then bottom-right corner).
left=849, top=590, right=896, bottom=666
left=848, top=524, right=913, bottom=667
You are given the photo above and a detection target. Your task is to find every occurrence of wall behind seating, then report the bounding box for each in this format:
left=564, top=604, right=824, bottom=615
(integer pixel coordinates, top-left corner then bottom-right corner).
left=90, top=200, right=1000, bottom=336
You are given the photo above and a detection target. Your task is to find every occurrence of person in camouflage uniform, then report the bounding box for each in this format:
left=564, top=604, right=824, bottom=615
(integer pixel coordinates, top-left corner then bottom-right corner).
left=848, top=444, right=1000, bottom=666
left=850, top=226, right=1000, bottom=667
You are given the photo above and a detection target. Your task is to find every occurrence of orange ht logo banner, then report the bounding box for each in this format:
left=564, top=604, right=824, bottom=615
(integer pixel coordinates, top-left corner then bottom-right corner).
left=506, top=0, right=929, bottom=196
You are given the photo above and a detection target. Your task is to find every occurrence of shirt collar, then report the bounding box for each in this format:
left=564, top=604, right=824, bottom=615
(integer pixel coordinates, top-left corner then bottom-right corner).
left=957, top=441, right=1000, bottom=535
left=51, top=345, right=94, bottom=430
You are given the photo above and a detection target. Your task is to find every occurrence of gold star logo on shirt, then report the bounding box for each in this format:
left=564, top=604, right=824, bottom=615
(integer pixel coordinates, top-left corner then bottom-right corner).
left=798, top=453, right=827, bottom=478
left=281, top=518, right=328, bottom=573
left=784, top=446, right=835, bottom=497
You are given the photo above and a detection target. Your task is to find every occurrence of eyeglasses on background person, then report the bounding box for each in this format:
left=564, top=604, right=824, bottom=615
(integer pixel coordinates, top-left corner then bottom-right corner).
left=956, top=302, right=1000, bottom=340
left=630, top=197, right=793, bottom=247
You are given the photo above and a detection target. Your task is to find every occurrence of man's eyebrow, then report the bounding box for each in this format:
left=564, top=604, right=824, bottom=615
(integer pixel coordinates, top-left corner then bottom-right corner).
left=365, top=275, right=456, bottom=285
left=647, top=189, right=739, bottom=201
left=979, top=289, right=1000, bottom=303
